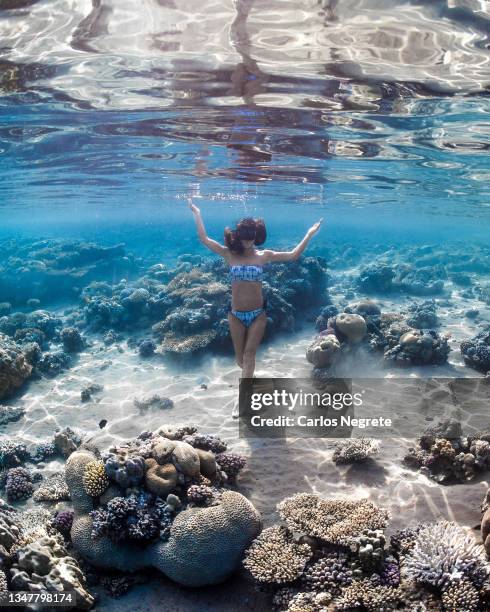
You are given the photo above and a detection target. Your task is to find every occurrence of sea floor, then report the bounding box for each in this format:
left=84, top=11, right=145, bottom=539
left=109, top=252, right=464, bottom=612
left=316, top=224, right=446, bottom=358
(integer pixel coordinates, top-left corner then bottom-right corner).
left=2, top=268, right=490, bottom=610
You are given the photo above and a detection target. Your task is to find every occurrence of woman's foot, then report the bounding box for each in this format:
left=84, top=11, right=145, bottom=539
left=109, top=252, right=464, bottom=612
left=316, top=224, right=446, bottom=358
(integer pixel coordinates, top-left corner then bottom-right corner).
left=232, top=394, right=240, bottom=419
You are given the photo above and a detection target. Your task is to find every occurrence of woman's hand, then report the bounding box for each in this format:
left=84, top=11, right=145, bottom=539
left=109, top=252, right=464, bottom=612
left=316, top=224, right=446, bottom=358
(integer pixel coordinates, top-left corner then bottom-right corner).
left=188, top=199, right=201, bottom=216
left=307, top=217, right=324, bottom=236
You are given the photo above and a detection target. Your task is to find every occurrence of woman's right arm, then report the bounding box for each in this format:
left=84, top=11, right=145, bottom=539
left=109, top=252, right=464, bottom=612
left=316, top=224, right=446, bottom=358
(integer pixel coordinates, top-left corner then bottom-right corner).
left=189, top=200, right=229, bottom=258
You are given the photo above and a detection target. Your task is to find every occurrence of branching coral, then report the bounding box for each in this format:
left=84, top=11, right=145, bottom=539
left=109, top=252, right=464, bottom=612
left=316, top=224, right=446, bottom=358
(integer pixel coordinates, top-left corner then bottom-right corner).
left=401, top=521, right=490, bottom=589
left=441, top=577, right=481, bottom=612
left=243, top=525, right=312, bottom=585
left=90, top=493, right=171, bottom=543
left=332, top=438, right=380, bottom=465
left=332, top=579, right=403, bottom=611
left=33, top=472, right=70, bottom=502
left=277, top=493, right=389, bottom=546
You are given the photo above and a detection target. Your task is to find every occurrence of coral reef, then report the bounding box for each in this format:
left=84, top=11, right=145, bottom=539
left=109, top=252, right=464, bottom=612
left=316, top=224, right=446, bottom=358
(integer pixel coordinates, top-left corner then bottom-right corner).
left=401, top=521, right=489, bottom=590
left=0, top=440, right=29, bottom=467
left=357, top=263, right=395, bottom=294
left=243, top=526, right=312, bottom=584
left=79, top=254, right=329, bottom=356
left=65, top=427, right=261, bottom=587
left=0, top=238, right=137, bottom=306
left=383, top=328, right=450, bottom=366
left=83, top=461, right=109, bottom=498
left=4, top=467, right=34, bottom=501
left=306, top=335, right=341, bottom=368
left=33, top=472, right=70, bottom=502
left=0, top=404, right=25, bottom=426
left=332, top=438, right=380, bottom=465
left=245, top=492, right=490, bottom=612
left=0, top=334, right=32, bottom=399
left=61, top=327, right=85, bottom=353
left=406, top=300, right=438, bottom=329
left=10, top=535, right=94, bottom=609
left=277, top=493, right=389, bottom=546
left=461, top=326, right=490, bottom=374
left=404, top=420, right=490, bottom=483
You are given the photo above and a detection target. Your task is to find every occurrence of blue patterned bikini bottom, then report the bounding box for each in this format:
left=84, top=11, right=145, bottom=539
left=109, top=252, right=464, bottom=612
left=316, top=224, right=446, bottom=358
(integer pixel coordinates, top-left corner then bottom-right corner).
left=229, top=298, right=267, bottom=328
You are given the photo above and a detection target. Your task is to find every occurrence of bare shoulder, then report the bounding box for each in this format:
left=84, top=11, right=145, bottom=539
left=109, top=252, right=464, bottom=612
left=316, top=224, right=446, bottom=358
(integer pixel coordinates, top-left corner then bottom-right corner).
left=258, top=249, right=274, bottom=263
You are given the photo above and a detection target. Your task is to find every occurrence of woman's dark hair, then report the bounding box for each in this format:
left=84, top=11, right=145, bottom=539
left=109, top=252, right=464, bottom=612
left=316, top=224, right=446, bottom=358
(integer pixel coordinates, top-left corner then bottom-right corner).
left=224, top=217, right=266, bottom=254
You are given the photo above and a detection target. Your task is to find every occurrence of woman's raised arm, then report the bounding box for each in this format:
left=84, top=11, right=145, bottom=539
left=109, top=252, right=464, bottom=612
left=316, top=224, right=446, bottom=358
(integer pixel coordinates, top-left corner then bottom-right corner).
left=189, top=199, right=229, bottom=258
left=263, top=218, right=323, bottom=263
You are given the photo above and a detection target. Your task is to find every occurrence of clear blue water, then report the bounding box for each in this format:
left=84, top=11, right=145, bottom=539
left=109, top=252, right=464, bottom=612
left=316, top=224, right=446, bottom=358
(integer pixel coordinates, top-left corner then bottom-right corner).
left=0, top=0, right=489, bottom=255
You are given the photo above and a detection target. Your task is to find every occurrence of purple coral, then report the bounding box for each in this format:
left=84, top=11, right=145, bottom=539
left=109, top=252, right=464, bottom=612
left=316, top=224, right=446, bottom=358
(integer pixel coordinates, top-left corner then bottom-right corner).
left=183, top=433, right=227, bottom=454
left=379, top=560, right=400, bottom=587
left=215, top=453, right=246, bottom=481
left=187, top=484, right=214, bottom=504
left=52, top=510, right=74, bottom=537
left=5, top=467, right=34, bottom=501
left=90, top=494, right=172, bottom=543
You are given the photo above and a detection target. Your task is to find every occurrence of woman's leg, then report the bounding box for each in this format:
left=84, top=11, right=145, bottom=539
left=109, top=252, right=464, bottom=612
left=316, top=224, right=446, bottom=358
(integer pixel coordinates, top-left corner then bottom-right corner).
left=228, top=312, right=247, bottom=367
left=242, top=311, right=267, bottom=378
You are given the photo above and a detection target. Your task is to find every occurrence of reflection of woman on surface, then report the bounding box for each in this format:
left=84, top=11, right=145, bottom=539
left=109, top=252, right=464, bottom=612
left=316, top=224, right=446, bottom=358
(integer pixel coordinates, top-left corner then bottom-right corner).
left=189, top=199, right=323, bottom=379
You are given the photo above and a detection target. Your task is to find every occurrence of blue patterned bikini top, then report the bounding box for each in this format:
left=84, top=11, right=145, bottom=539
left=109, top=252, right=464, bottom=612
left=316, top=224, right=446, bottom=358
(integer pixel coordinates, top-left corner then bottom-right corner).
left=229, top=264, right=264, bottom=282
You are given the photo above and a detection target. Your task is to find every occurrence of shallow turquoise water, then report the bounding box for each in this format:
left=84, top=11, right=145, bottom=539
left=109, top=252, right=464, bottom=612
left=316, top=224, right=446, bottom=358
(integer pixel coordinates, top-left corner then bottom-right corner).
left=0, top=0, right=489, bottom=253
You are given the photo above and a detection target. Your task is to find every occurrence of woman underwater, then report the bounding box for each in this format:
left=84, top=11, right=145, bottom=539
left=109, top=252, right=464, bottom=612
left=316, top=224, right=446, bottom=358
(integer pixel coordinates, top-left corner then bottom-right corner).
left=189, top=199, right=323, bottom=380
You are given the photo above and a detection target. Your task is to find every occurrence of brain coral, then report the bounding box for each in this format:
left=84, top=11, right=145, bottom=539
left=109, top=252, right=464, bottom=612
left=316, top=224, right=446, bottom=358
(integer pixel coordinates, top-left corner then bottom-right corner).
left=66, top=448, right=261, bottom=587
left=277, top=493, right=389, bottom=546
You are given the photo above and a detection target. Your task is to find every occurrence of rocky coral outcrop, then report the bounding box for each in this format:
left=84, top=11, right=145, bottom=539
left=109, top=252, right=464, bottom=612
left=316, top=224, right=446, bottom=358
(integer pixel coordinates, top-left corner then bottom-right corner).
left=0, top=334, right=32, bottom=400
left=461, top=326, right=490, bottom=374
left=65, top=427, right=260, bottom=587
left=10, top=535, right=94, bottom=609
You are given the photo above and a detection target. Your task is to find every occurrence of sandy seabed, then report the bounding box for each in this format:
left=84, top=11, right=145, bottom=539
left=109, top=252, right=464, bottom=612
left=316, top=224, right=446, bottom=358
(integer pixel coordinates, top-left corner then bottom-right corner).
left=3, top=285, right=490, bottom=611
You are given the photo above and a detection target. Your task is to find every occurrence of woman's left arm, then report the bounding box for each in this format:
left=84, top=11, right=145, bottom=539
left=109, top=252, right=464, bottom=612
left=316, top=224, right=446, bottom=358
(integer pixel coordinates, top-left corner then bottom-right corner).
left=263, top=218, right=323, bottom=263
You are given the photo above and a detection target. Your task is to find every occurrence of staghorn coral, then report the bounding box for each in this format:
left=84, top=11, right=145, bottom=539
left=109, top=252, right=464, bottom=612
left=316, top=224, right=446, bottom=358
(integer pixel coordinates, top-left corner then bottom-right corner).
left=243, top=525, right=313, bottom=585
left=332, top=438, right=380, bottom=465
left=401, top=521, right=490, bottom=589
left=441, top=577, right=480, bottom=612
left=82, top=460, right=109, bottom=497
left=277, top=493, right=389, bottom=546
